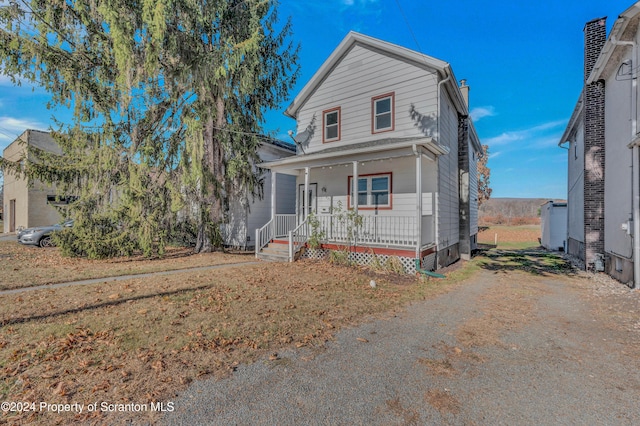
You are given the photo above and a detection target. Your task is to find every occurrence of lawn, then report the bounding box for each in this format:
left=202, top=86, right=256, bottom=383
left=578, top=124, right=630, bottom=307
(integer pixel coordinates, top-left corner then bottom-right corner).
left=0, top=246, right=477, bottom=425
left=0, top=226, right=566, bottom=425
left=477, top=224, right=541, bottom=250
left=0, top=241, right=252, bottom=291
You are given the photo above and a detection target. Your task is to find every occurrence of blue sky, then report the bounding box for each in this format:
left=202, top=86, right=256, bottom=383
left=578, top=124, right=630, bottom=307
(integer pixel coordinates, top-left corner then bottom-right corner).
left=0, top=0, right=634, bottom=199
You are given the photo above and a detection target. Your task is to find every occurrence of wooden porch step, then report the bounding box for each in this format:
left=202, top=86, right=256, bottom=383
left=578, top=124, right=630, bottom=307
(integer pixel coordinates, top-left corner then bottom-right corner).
left=257, top=241, right=290, bottom=262
left=256, top=251, right=289, bottom=262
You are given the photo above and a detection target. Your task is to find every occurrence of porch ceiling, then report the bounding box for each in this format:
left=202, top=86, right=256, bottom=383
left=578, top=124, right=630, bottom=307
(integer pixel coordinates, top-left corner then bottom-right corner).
left=258, top=137, right=445, bottom=175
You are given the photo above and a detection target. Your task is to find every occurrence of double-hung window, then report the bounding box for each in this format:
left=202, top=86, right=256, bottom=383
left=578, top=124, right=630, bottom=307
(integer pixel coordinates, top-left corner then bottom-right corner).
left=372, top=92, right=394, bottom=133
left=323, top=107, right=341, bottom=143
left=349, top=173, right=391, bottom=209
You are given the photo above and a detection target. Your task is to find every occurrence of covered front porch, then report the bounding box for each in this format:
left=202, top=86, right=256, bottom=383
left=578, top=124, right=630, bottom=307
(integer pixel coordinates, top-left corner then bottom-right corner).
left=255, top=138, right=445, bottom=273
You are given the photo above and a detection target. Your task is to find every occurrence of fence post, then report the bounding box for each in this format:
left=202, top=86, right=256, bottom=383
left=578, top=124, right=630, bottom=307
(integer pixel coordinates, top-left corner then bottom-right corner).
left=255, top=229, right=260, bottom=257
left=288, top=230, right=294, bottom=262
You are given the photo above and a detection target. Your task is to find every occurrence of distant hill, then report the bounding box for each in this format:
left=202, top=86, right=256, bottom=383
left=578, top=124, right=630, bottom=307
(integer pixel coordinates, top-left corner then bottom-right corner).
left=479, top=198, right=564, bottom=226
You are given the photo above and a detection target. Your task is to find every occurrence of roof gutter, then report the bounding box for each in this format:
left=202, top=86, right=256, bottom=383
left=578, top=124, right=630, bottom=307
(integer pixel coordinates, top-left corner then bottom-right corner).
left=436, top=71, right=451, bottom=144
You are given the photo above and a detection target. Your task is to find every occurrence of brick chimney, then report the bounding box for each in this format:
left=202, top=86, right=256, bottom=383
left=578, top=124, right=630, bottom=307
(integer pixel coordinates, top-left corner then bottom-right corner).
left=583, top=17, right=607, bottom=268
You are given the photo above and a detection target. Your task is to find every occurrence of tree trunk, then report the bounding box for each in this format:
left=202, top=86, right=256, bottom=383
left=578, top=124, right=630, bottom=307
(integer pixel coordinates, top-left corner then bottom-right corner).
left=194, top=96, right=226, bottom=253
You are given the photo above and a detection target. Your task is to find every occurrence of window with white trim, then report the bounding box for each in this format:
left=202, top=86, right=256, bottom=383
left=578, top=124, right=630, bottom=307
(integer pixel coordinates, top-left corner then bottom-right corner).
left=372, top=93, right=394, bottom=133
left=349, top=174, right=391, bottom=208
left=323, top=107, right=340, bottom=142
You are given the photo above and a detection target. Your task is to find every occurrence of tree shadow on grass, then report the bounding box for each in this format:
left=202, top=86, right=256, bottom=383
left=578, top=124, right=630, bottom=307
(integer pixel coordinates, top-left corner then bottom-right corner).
left=0, top=284, right=214, bottom=327
left=475, top=247, right=578, bottom=277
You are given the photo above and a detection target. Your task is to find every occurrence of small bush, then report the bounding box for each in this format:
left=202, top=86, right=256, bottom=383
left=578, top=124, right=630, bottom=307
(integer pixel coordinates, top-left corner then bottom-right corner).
left=384, top=256, right=405, bottom=274
left=328, top=249, right=351, bottom=266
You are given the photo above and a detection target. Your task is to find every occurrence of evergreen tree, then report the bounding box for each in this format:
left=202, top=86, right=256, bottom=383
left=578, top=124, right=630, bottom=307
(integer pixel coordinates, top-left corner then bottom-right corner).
left=0, top=0, right=299, bottom=257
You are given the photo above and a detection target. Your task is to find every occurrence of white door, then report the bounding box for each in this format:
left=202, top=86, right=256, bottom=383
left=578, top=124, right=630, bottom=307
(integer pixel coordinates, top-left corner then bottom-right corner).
left=298, top=183, right=317, bottom=223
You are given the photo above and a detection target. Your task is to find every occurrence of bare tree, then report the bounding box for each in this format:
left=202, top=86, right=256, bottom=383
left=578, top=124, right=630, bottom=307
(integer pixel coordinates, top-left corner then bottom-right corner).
left=478, top=144, right=492, bottom=206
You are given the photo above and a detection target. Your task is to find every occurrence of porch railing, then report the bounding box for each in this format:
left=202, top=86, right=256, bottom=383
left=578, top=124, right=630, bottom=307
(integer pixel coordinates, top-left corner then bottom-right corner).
left=255, top=218, right=274, bottom=256
left=315, top=214, right=419, bottom=248
left=274, top=214, right=297, bottom=238
left=258, top=213, right=430, bottom=259
left=288, top=218, right=309, bottom=262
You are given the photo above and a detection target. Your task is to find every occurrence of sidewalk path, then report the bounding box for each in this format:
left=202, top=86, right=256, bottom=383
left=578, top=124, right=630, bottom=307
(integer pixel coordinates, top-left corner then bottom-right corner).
left=0, top=261, right=261, bottom=296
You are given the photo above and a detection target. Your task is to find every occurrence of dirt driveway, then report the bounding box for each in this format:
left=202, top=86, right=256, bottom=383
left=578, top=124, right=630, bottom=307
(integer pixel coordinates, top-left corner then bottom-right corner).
left=162, top=252, right=640, bottom=425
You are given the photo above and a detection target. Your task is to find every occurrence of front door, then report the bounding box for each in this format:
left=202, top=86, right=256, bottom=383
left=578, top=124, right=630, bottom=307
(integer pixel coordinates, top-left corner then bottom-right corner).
left=298, top=183, right=317, bottom=223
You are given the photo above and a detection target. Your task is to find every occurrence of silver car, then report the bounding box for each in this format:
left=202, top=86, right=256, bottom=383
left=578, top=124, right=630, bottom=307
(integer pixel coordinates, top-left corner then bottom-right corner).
left=17, top=219, right=74, bottom=247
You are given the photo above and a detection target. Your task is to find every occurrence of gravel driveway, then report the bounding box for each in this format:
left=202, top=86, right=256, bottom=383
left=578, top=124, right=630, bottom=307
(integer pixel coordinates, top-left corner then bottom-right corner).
left=162, top=264, right=640, bottom=425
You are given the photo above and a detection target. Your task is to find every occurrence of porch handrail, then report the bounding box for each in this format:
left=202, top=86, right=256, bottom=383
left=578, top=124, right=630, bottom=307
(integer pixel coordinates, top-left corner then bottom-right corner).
left=288, top=218, right=309, bottom=262
left=255, top=218, right=274, bottom=257
left=274, top=214, right=297, bottom=238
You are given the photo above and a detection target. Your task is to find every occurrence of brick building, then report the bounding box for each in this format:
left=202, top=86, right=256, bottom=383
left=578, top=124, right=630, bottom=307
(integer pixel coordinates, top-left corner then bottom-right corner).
left=559, top=2, right=640, bottom=287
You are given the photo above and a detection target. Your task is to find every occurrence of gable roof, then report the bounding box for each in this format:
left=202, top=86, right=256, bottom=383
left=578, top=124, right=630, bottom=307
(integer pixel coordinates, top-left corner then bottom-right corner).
left=559, top=2, right=640, bottom=146
left=587, top=1, right=640, bottom=84
left=284, top=31, right=469, bottom=120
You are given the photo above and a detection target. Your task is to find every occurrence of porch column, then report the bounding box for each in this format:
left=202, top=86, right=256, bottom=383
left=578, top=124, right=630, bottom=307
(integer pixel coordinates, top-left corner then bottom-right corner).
left=352, top=161, right=359, bottom=214
left=304, top=167, right=310, bottom=220
left=271, top=171, right=277, bottom=221
left=415, top=151, right=423, bottom=259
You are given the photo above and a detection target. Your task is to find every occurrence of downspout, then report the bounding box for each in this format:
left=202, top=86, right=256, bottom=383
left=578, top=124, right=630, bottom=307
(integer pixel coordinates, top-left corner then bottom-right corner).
left=436, top=71, right=451, bottom=145
left=612, top=34, right=639, bottom=288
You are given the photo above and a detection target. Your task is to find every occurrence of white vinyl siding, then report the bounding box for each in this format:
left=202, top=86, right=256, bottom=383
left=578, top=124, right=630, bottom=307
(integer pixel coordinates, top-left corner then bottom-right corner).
left=437, top=92, right=459, bottom=248
left=567, top=123, right=584, bottom=247
left=604, top=56, right=633, bottom=258
left=224, top=143, right=296, bottom=248
left=303, top=156, right=436, bottom=217
left=295, top=44, right=439, bottom=153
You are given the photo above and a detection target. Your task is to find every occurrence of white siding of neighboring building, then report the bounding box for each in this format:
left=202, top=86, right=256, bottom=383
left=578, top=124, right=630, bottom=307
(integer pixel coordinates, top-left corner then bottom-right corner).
left=295, top=44, right=439, bottom=153
left=566, top=120, right=585, bottom=257
left=223, top=143, right=296, bottom=248
left=437, top=90, right=460, bottom=249
left=603, top=48, right=634, bottom=260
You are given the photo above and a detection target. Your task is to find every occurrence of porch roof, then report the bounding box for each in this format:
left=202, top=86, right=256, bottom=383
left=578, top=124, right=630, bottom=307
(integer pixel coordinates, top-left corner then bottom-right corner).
left=258, top=137, right=446, bottom=175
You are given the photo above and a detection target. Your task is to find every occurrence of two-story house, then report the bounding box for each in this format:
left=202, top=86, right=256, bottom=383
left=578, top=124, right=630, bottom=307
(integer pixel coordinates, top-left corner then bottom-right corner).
left=255, top=32, right=482, bottom=274
left=559, top=2, right=640, bottom=287
left=3, top=129, right=64, bottom=233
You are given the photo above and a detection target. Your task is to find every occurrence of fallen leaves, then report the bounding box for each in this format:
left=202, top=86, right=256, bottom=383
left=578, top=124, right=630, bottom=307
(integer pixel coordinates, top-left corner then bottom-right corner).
left=0, top=257, right=430, bottom=425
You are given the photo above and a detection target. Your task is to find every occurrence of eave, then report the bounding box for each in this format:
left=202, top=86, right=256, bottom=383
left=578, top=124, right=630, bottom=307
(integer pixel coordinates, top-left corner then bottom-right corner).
left=558, top=93, right=584, bottom=147
left=258, top=137, right=446, bottom=175
left=587, top=2, right=640, bottom=84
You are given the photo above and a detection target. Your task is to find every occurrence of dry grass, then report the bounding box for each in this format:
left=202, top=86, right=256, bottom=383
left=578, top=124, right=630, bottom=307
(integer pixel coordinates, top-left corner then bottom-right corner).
left=0, top=257, right=451, bottom=425
left=455, top=276, right=548, bottom=348
left=0, top=241, right=250, bottom=291
left=478, top=225, right=541, bottom=249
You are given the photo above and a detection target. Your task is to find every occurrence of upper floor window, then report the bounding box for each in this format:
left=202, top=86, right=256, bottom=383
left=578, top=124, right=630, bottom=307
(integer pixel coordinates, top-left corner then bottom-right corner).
left=323, top=107, right=341, bottom=143
left=372, top=92, right=394, bottom=133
